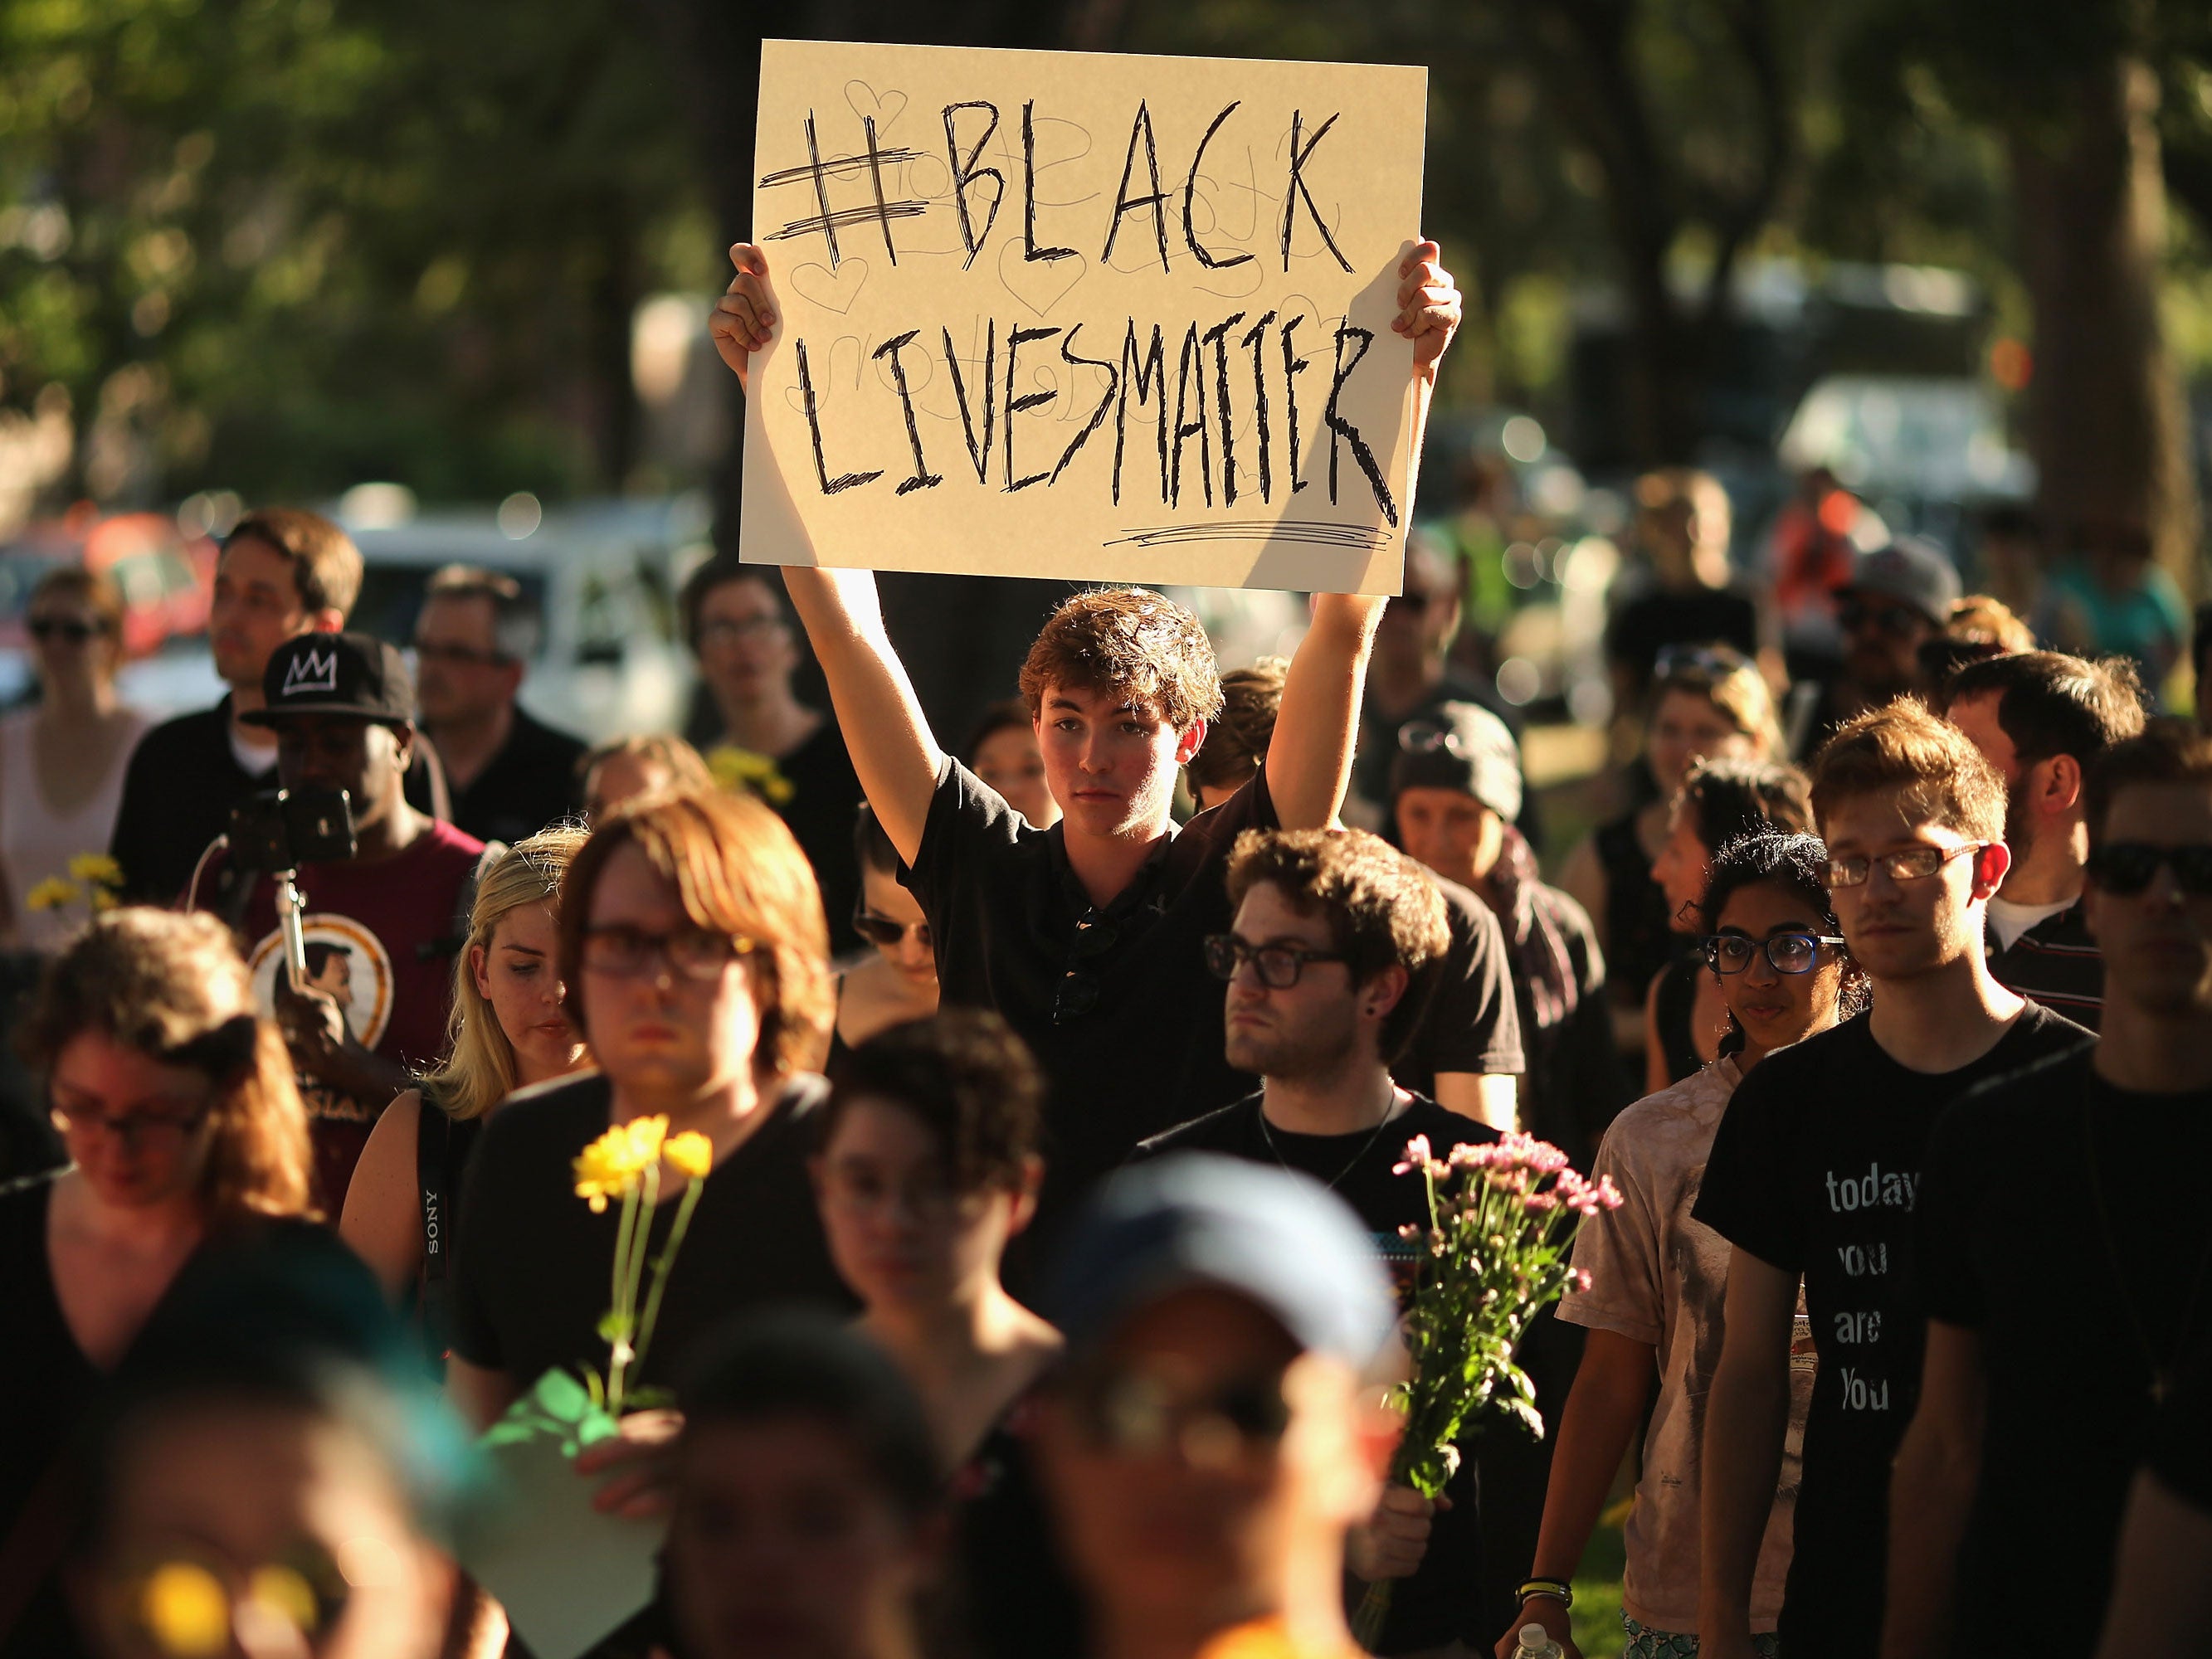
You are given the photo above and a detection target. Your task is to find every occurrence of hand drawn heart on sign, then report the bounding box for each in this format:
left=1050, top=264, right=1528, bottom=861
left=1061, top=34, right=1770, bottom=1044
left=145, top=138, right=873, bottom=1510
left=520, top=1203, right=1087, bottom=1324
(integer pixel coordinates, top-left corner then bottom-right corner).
left=790, top=258, right=870, bottom=315
left=996, top=241, right=1086, bottom=319
left=845, top=81, right=908, bottom=137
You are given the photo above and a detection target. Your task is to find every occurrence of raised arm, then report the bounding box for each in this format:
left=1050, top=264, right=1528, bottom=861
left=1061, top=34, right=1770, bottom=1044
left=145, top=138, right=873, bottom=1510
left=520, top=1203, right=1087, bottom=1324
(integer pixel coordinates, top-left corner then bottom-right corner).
left=710, top=243, right=943, bottom=864
left=1698, top=1247, right=1800, bottom=1659
left=1268, top=241, right=1460, bottom=830
left=1878, top=1321, right=1985, bottom=1659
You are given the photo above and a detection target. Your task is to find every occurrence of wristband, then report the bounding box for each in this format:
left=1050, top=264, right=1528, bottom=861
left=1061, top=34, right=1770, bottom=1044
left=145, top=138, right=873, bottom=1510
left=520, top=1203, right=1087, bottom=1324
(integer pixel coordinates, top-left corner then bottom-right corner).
left=1517, top=1579, right=1574, bottom=1609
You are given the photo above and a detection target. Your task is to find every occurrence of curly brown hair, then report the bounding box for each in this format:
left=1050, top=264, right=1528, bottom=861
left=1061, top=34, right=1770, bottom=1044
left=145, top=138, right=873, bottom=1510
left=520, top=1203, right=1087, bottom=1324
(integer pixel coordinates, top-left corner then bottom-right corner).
left=22, top=908, right=314, bottom=1224
left=1187, top=656, right=1288, bottom=797
left=1016, top=588, right=1223, bottom=732
left=822, top=1010, right=1043, bottom=1195
left=1809, top=698, right=2007, bottom=844
left=1225, top=828, right=1450, bottom=1060
left=558, top=787, right=832, bottom=1075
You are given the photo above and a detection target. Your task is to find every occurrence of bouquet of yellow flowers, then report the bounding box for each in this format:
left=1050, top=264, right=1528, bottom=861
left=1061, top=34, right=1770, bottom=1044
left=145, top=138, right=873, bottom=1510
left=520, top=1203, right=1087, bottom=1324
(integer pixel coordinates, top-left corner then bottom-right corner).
left=26, top=852, right=124, bottom=922
left=570, top=1115, right=714, bottom=1414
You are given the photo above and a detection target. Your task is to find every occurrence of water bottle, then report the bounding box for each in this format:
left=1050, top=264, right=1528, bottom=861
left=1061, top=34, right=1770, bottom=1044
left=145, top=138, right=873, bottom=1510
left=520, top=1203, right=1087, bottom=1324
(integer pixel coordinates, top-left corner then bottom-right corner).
left=1514, top=1623, right=1565, bottom=1659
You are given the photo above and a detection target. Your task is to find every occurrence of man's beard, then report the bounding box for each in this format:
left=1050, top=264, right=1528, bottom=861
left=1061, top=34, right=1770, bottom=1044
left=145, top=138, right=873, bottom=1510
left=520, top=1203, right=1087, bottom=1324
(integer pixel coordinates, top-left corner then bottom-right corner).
left=2003, top=786, right=2036, bottom=871
left=1225, top=1011, right=1358, bottom=1082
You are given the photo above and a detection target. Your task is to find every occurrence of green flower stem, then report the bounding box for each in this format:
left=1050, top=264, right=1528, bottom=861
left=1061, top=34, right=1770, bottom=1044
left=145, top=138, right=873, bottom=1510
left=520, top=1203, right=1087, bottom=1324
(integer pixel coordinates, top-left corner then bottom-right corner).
left=629, top=1175, right=704, bottom=1389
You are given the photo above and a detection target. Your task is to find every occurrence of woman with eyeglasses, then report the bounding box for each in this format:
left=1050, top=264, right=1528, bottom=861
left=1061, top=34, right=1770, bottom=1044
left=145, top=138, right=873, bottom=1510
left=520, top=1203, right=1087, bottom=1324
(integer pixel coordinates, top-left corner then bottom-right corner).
left=832, top=805, right=939, bottom=1063
left=1501, top=829, right=1862, bottom=1659
left=339, top=827, right=590, bottom=1355
left=445, top=790, right=852, bottom=1638
left=0, top=907, right=319, bottom=1653
left=1, top=567, right=149, bottom=951
left=1561, top=645, right=1781, bottom=1068
left=1643, top=758, right=1812, bottom=1093
left=811, top=1011, right=1080, bottom=1659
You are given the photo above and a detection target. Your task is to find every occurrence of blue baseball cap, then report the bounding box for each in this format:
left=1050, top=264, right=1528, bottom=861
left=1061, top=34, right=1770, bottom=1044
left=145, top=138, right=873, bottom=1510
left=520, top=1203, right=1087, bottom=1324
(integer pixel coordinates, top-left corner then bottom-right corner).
left=1049, top=1155, right=1397, bottom=1367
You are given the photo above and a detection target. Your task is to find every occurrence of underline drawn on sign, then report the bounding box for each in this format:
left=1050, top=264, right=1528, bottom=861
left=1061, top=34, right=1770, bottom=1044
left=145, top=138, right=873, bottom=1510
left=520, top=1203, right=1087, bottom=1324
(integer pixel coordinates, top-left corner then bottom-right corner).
left=1104, top=520, right=1392, bottom=550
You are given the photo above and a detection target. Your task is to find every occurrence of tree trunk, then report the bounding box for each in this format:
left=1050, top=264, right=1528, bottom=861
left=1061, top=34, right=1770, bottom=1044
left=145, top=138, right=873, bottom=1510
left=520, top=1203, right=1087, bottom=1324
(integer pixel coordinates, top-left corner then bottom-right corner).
left=2010, top=55, right=2199, bottom=589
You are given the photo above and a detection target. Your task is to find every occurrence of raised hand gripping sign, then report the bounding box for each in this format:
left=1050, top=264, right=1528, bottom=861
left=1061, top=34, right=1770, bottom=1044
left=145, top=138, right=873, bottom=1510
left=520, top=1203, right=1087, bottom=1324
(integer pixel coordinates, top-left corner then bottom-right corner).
left=740, top=39, right=1429, bottom=594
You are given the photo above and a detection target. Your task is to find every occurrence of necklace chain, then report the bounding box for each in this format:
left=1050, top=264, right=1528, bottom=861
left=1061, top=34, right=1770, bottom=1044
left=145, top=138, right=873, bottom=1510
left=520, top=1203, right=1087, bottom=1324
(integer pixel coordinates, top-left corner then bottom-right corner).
left=1255, top=1085, right=1404, bottom=1191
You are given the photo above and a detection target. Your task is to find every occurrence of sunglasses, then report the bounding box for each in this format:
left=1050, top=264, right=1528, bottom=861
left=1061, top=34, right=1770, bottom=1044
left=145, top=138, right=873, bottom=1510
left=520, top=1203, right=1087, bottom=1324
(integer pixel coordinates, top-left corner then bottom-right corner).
left=1653, top=643, right=1747, bottom=680
left=853, top=908, right=931, bottom=950
left=1703, top=932, right=1847, bottom=975
left=1052, top=909, right=1121, bottom=1025
left=2084, top=843, right=2212, bottom=897
left=28, top=615, right=104, bottom=643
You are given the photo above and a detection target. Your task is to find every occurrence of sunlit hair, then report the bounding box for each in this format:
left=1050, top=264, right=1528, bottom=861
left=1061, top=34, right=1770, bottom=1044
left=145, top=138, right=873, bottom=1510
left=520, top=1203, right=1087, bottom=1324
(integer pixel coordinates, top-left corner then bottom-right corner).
left=1809, top=698, right=2006, bottom=845
left=1946, top=595, right=2035, bottom=655
left=1017, top=587, right=1224, bottom=733
left=1676, top=757, right=1812, bottom=853
left=1944, top=649, right=2146, bottom=768
left=1697, top=829, right=1870, bottom=1043
left=578, top=732, right=715, bottom=806
left=2084, top=720, right=2212, bottom=851
left=1649, top=644, right=1781, bottom=756
left=558, top=789, right=831, bottom=1074
left=22, top=908, right=313, bottom=1224
left=1187, top=656, right=1288, bottom=797
left=1226, top=827, right=1450, bottom=1061
left=423, top=827, right=589, bottom=1122
left=29, top=565, right=127, bottom=671
left=823, top=1010, right=1042, bottom=1196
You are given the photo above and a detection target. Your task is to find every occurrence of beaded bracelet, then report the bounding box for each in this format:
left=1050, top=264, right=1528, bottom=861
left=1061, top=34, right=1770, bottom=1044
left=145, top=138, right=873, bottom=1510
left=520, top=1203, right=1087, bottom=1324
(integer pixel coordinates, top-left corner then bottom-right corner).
left=1516, top=1578, right=1575, bottom=1609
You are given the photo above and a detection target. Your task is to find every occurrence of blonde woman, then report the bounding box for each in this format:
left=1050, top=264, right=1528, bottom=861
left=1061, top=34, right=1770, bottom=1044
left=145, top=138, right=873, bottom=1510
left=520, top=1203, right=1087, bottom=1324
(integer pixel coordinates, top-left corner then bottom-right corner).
left=0, top=907, right=321, bottom=1650
left=340, top=827, right=591, bottom=1337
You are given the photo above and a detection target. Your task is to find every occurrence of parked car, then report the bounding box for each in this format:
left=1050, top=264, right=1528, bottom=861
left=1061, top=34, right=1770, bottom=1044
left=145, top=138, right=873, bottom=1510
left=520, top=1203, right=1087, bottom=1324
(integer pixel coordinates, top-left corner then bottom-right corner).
left=0, top=508, right=219, bottom=710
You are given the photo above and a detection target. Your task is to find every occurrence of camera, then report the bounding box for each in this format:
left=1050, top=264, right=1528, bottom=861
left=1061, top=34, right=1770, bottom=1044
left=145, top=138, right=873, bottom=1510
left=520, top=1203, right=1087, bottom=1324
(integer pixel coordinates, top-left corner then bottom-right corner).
left=227, top=786, right=358, bottom=873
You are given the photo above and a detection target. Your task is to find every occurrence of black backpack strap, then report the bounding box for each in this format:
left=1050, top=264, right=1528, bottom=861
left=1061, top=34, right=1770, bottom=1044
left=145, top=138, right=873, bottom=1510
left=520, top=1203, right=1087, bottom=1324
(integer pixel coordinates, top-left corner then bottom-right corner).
left=417, top=839, right=506, bottom=963
left=415, top=1097, right=453, bottom=1358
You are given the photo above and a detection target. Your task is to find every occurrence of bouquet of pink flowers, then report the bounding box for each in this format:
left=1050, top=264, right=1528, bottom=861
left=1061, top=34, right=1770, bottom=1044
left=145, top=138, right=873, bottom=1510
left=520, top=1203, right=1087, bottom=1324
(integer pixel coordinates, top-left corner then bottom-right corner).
left=1355, top=1131, right=1622, bottom=1647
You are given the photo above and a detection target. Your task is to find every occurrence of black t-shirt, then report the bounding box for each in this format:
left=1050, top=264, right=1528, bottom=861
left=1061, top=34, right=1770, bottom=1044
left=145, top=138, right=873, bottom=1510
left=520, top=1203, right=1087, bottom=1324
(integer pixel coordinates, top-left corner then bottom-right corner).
left=902, top=757, right=1274, bottom=1238
left=2152, top=1347, right=2212, bottom=1515
left=440, top=707, right=587, bottom=847
left=1133, top=1092, right=1499, bottom=1653
left=1691, top=1003, right=2090, bottom=1657
left=1395, top=878, right=1524, bottom=1101
left=450, top=1073, right=853, bottom=1392
left=109, top=698, right=273, bottom=905
left=1917, top=1047, right=2212, bottom=1655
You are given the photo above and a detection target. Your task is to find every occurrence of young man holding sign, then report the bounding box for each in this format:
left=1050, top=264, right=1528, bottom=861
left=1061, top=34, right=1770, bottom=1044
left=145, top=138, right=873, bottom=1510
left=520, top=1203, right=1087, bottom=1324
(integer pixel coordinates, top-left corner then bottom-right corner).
left=711, top=236, right=1460, bottom=1242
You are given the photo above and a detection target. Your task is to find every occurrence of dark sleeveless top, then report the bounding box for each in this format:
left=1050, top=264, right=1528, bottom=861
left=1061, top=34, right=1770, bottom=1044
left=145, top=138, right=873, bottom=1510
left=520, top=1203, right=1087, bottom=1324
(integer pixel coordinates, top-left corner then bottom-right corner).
left=413, top=1102, right=484, bottom=1370
left=1595, top=810, right=1675, bottom=1018
left=1653, top=955, right=1706, bottom=1087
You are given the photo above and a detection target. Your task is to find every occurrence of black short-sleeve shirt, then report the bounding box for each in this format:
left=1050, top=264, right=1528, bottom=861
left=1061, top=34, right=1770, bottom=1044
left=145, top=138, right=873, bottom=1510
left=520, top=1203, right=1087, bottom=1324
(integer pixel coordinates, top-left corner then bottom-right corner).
left=1133, top=1091, right=1498, bottom=1652
left=1394, top=878, right=1525, bottom=1099
left=902, top=757, right=1274, bottom=1232
left=1915, top=1047, right=2212, bottom=1654
left=1690, top=1003, right=2090, bottom=1657
left=450, top=1072, right=852, bottom=1391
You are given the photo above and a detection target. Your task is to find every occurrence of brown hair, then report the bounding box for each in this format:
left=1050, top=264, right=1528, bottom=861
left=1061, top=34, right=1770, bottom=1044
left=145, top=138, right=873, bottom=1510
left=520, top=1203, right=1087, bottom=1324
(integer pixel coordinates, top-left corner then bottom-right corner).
left=2084, top=720, right=2212, bottom=851
left=1946, top=595, right=2035, bottom=654
left=1678, top=757, right=1813, bottom=849
left=1943, top=650, right=2146, bottom=770
left=1649, top=644, right=1781, bottom=755
left=679, top=552, right=786, bottom=653
left=1225, top=828, right=1450, bottom=1060
left=425, top=827, right=589, bottom=1122
left=558, top=789, right=831, bottom=1074
left=29, top=566, right=127, bottom=671
left=578, top=732, right=716, bottom=799
left=1187, top=656, right=1288, bottom=796
left=1017, top=588, right=1223, bottom=732
left=822, top=1010, right=1042, bottom=1195
left=222, top=508, right=363, bottom=620
left=22, top=909, right=313, bottom=1224
left=1809, top=698, right=2007, bottom=844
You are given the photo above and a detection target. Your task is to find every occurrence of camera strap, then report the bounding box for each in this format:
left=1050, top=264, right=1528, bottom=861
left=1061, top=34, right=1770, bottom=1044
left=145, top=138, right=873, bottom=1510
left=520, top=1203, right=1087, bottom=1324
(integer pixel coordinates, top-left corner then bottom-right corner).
left=416, top=1098, right=452, bottom=1355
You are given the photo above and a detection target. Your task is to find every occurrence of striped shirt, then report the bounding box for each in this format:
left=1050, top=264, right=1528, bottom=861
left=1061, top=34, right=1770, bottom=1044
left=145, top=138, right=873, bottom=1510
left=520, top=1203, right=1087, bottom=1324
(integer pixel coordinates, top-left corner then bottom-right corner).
left=1985, top=899, right=2103, bottom=1031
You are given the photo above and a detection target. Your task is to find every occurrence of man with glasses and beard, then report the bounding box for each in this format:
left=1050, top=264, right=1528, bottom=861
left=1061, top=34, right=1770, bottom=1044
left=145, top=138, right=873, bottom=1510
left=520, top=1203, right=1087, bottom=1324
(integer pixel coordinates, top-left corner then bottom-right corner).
left=1942, top=650, right=2145, bottom=1031
left=1135, top=827, right=1503, bottom=1657
left=1885, top=722, right=2212, bottom=1658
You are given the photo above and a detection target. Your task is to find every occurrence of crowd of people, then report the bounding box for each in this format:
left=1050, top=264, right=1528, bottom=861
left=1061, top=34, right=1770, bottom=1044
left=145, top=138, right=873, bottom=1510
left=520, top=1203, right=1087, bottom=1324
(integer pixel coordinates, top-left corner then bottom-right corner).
left=0, top=232, right=2207, bottom=1659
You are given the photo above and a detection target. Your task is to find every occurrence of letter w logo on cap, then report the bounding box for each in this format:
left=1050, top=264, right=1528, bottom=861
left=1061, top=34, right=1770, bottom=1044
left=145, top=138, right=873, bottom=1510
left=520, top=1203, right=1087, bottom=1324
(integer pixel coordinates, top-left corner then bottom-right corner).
left=282, top=646, right=339, bottom=698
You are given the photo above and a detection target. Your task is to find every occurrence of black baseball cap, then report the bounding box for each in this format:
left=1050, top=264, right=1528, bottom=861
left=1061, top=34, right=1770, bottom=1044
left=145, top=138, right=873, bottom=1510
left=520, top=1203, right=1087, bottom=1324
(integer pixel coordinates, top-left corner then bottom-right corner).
left=1389, top=700, right=1524, bottom=824
left=244, top=632, right=416, bottom=727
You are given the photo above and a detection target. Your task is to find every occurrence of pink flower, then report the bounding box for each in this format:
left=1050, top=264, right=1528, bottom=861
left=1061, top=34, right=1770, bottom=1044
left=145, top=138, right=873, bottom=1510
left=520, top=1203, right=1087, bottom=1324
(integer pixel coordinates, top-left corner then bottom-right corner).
left=1571, top=1268, right=1593, bottom=1292
left=1392, top=1133, right=1434, bottom=1176
left=1523, top=1191, right=1560, bottom=1213
left=1397, top=1223, right=1421, bottom=1240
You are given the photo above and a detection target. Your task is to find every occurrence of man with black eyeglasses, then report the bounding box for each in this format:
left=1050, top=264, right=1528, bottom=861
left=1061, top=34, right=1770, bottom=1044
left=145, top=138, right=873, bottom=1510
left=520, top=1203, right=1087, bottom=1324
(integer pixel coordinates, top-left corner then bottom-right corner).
left=1692, top=700, right=2088, bottom=1659
left=1798, top=538, right=1961, bottom=754
left=1135, top=826, right=1505, bottom=1657
left=1882, top=721, right=2212, bottom=1659
left=407, top=564, right=585, bottom=846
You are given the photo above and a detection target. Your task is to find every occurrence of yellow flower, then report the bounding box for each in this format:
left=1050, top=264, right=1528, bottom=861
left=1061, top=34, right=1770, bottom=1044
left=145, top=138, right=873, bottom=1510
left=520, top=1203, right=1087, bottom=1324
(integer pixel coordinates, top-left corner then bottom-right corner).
left=707, top=745, right=797, bottom=805
left=67, top=852, right=124, bottom=889
left=665, top=1131, right=713, bottom=1180
left=625, top=1115, right=669, bottom=1167
left=24, top=877, right=78, bottom=912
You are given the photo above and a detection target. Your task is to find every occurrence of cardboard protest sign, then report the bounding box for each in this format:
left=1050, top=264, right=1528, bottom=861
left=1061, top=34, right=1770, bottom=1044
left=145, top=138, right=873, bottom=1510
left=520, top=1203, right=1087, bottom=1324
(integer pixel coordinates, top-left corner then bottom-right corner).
left=740, top=39, right=1428, bottom=594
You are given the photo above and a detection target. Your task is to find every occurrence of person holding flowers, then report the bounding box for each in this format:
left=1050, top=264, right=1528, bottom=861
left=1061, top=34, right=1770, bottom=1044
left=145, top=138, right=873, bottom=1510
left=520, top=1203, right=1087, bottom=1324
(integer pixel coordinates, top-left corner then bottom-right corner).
left=339, top=826, right=592, bottom=1356
left=1135, top=825, right=1503, bottom=1656
left=445, top=787, right=852, bottom=1467
left=1503, top=828, right=1862, bottom=1659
